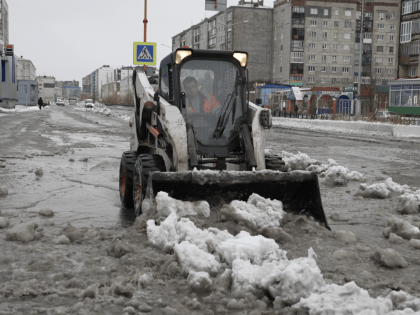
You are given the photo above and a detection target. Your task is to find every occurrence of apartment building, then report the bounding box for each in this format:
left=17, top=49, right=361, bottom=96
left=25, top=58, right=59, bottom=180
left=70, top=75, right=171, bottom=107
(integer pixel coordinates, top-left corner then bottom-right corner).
left=0, top=0, right=9, bottom=51
left=273, top=0, right=399, bottom=89
left=82, top=66, right=114, bottom=101
left=172, top=1, right=273, bottom=86
left=36, top=76, right=56, bottom=104
left=17, top=57, right=36, bottom=81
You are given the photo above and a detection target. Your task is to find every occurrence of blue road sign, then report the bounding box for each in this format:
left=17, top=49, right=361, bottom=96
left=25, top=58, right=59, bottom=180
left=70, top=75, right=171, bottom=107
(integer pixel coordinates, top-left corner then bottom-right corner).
left=133, top=42, right=157, bottom=66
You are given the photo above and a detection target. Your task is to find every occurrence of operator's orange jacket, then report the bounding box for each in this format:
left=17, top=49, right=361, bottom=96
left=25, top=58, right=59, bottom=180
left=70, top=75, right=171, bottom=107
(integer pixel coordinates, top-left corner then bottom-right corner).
left=187, top=92, right=220, bottom=113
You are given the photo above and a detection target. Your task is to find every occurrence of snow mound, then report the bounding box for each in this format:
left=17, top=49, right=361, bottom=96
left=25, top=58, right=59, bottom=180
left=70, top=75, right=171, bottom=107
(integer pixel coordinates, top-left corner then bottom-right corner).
left=174, top=241, right=222, bottom=275
left=282, top=151, right=317, bottom=170
left=383, top=216, right=420, bottom=240
left=156, top=191, right=210, bottom=218
left=218, top=231, right=285, bottom=265
left=292, top=281, right=393, bottom=314
left=396, top=190, right=420, bottom=214
left=324, top=166, right=366, bottom=186
left=307, top=158, right=338, bottom=174
left=0, top=186, right=8, bottom=196
left=187, top=271, right=213, bottom=292
left=371, top=248, right=408, bottom=268
left=221, top=193, right=284, bottom=229
left=0, top=217, right=10, bottom=228
left=5, top=221, right=38, bottom=243
left=356, top=178, right=412, bottom=199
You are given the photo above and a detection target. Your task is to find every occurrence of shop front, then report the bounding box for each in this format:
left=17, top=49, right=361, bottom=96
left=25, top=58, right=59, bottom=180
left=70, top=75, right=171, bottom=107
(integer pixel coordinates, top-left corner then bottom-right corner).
left=388, top=79, right=420, bottom=115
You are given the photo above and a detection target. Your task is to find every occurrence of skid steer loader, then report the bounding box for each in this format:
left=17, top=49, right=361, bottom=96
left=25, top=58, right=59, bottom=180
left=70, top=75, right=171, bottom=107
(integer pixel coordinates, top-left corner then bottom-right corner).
left=119, top=48, right=330, bottom=229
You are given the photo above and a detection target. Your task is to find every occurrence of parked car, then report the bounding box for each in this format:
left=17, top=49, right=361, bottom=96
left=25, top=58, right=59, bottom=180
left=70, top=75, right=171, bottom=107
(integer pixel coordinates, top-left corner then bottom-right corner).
left=69, top=98, right=77, bottom=106
left=85, top=99, right=94, bottom=108
left=376, top=111, right=400, bottom=121
left=56, top=99, right=65, bottom=106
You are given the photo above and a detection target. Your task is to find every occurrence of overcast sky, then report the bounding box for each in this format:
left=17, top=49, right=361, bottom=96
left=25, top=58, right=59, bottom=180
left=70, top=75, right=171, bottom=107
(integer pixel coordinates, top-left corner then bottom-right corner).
left=9, top=0, right=275, bottom=85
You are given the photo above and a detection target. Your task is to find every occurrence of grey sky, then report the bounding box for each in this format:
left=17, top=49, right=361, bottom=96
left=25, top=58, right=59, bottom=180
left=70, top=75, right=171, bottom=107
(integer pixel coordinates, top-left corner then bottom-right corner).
left=9, top=0, right=274, bottom=84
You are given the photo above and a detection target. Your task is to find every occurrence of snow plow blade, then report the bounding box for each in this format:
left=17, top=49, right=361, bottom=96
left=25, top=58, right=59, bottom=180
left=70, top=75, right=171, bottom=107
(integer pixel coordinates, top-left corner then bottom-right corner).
left=146, top=170, right=330, bottom=230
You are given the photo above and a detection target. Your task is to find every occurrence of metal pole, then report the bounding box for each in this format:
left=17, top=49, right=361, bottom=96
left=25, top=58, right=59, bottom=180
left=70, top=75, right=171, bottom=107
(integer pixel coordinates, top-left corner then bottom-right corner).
left=357, top=0, right=365, bottom=116
left=143, top=0, right=148, bottom=71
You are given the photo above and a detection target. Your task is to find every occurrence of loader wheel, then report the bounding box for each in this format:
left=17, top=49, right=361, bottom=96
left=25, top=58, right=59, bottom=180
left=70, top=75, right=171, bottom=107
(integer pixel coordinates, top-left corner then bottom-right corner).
left=133, top=154, right=166, bottom=216
left=265, top=154, right=288, bottom=172
left=119, top=151, right=137, bottom=208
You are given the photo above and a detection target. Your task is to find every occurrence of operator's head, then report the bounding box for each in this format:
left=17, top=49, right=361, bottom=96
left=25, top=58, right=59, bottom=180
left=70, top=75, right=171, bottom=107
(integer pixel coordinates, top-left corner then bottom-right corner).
left=183, top=76, right=199, bottom=98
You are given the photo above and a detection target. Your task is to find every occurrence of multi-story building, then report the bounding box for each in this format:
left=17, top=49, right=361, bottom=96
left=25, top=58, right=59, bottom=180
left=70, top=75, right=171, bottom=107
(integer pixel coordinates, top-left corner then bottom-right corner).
left=17, top=57, right=36, bottom=81
left=172, top=1, right=273, bottom=86
left=273, top=0, right=399, bottom=90
left=0, top=0, right=9, bottom=52
left=83, top=66, right=114, bottom=101
left=36, top=76, right=55, bottom=104
left=56, top=80, right=79, bottom=88
left=114, top=66, right=134, bottom=81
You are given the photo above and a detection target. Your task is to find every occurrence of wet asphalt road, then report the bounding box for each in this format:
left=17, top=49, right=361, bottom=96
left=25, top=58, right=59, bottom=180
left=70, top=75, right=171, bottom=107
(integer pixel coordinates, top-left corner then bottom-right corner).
left=0, top=104, right=419, bottom=235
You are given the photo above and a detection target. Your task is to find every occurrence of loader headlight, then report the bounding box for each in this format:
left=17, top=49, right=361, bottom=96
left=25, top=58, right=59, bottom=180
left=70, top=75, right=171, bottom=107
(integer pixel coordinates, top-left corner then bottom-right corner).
left=259, top=109, right=271, bottom=128
left=175, top=49, right=192, bottom=64
left=233, top=52, right=248, bottom=67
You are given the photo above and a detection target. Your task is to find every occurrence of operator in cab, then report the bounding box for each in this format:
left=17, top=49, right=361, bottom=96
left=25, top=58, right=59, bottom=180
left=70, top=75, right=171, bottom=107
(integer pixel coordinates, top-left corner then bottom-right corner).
left=183, top=76, right=220, bottom=114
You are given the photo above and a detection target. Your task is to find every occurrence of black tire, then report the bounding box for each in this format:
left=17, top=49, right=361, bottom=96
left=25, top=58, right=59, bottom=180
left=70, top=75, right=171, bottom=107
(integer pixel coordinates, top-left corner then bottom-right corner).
left=119, top=151, right=137, bottom=208
left=265, top=154, right=288, bottom=172
left=133, top=154, right=166, bottom=216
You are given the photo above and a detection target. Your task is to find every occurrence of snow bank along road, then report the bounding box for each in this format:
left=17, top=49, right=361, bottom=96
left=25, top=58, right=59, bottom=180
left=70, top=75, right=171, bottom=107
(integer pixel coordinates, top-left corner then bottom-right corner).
left=0, top=104, right=420, bottom=315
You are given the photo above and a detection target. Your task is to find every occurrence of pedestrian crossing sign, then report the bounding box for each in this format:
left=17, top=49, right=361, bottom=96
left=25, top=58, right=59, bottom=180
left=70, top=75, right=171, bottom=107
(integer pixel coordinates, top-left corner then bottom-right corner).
left=133, top=42, right=157, bottom=65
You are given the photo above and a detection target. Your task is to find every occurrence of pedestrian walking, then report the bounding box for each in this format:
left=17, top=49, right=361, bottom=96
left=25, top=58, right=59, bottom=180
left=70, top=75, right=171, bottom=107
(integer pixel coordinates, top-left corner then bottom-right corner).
left=38, top=97, right=43, bottom=110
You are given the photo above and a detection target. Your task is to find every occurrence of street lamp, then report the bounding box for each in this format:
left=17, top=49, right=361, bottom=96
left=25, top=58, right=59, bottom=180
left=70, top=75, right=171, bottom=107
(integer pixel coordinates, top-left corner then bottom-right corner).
left=218, top=20, right=249, bottom=50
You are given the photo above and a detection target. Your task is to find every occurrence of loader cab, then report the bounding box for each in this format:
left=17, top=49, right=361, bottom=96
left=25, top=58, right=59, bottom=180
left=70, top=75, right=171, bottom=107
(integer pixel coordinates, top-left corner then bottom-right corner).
left=158, top=49, right=249, bottom=155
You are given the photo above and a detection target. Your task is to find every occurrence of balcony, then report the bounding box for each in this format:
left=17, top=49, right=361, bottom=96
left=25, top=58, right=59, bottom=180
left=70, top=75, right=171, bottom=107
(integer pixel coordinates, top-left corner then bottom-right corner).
left=290, top=69, right=304, bottom=75
left=399, top=54, right=419, bottom=65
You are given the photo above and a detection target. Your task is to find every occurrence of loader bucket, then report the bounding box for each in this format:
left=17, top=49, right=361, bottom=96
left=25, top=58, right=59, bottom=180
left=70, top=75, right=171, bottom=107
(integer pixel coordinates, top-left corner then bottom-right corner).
left=146, top=170, right=330, bottom=230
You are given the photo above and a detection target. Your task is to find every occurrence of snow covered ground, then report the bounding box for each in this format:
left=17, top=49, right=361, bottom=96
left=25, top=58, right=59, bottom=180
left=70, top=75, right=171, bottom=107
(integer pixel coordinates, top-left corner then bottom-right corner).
left=0, top=106, right=420, bottom=314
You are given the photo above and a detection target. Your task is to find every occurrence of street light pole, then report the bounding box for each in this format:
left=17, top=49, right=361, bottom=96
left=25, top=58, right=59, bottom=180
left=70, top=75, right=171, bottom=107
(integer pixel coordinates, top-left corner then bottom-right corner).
left=356, top=0, right=365, bottom=118
left=143, top=0, right=148, bottom=71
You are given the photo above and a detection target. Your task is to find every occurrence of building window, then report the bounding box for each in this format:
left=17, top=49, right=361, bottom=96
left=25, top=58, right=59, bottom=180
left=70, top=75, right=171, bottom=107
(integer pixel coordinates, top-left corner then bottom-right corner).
left=403, top=1, right=413, bottom=15
left=388, top=58, right=393, bottom=64
left=310, top=8, right=318, bottom=14
left=193, top=44, right=199, bottom=49
left=344, top=33, right=351, bottom=39
left=376, top=79, right=383, bottom=85
left=390, top=35, right=394, bottom=41
left=390, top=24, right=395, bottom=30
left=376, top=57, right=383, bottom=63
left=411, top=41, right=419, bottom=54
left=322, top=55, right=327, bottom=61
left=377, top=46, right=383, bottom=52
left=324, top=9, right=328, bottom=15
left=401, top=21, right=412, bottom=43
left=323, top=21, right=328, bottom=26
left=354, top=76, right=359, bottom=83
left=308, top=66, right=315, bottom=72
left=391, top=13, right=396, bottom=19
left=345, top=21, right=352, bottom=28
left=378, top=23, right=385, bottom=29
left=281, top=45, right=283, bottom=50
left=332, top=55, right=337, bottom=61
left=333, top=44, right=338, bottom=50
left=311, top=20, right=317, bottom=26
left=309, top=43, right=316, bottom=49
left=411, top=67, right=416, bottom=76
left=377, top=35, right=384, bottom=40
left=291, top=52, right=304, bottom=63
left=332, top=67, right=337, bottom=72
left=227, top=42, right=231, bottom=50
left=334, top=21, right=339, bottom=27
left=310, top=31, right=317, bottom=37
left=362, top=77, right=371, bottom=84
left=292, top=6, right=305, bottom=13
left=321, top=66, right=326, bottom=72
left=378, top=12, right=385, bottom=19
left=310, top=55, right=316, bottom=60
left=376, top=68, right=382, bottom=74
left=389, top=46, right=394, bottom=53
left=345, top=10, right=352, bottom=16
left=343, top=67, right=349, bottom=73
left=364, top=33, right=372, bottom=39
left=308, top=77, right=315, bottom=83
left=322, top=43, right=327, bottom=49
left=227, top=11, right=232, bottom=20
left=334, top=9, right=339, bottom=15
left=332, top=78, right=337, bottom=83
left=194, top=35, right=200, bottom=43
left=321, top=78, right=326, bottom=83
left=388, top=69, right=393, bottom=74
left=334, top=32, right=338, bottom=38
left=209, top=37, right=217, bottom=46
left=343, top=44, right=351, bottom=50
left=342, top=78, right=349, bottom=83
left=343, top=56, right=350, bottom=62
left=323, top=32, right=328, bottom=38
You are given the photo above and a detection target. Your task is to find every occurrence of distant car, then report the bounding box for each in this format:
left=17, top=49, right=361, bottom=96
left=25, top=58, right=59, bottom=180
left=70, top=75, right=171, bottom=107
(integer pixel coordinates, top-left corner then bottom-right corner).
left=56, top=99, right=65, bottom=106
left=85, top=99, right=94, bottom=108
left=376, top=111, right=400, bottom=120
left=69, top=98, right=77, bottom=106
